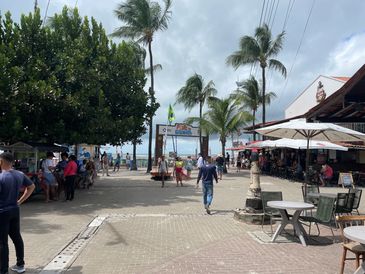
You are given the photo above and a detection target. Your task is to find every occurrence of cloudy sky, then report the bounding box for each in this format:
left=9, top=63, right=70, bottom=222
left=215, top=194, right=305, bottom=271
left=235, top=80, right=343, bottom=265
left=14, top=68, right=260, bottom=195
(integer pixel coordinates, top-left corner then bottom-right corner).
left=2, top=0, right=365, bottom=156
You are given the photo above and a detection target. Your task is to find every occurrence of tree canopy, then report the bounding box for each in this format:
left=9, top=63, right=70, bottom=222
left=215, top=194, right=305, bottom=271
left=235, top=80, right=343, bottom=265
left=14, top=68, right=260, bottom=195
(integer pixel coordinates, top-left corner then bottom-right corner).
left=0, top=7, right=149, bottom=146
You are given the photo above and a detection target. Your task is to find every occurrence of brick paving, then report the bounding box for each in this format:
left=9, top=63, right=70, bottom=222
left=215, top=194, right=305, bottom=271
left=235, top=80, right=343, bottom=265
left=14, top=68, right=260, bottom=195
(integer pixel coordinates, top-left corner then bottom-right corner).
left=9, top=168, right=362, bottom=273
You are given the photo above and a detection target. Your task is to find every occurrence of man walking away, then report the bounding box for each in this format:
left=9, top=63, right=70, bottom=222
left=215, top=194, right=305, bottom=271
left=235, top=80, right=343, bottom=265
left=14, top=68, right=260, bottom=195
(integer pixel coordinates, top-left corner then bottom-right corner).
left=196, top=156, right=218, bottom=215
left=215, top=154, right=224, bottom=180
left=225, top=152, right=230, bottom=169
left=101, top=152, right=109, bottom=176
left=197, top=153, right=204, bottom=170
left=0, top=152, right=35, bottom=274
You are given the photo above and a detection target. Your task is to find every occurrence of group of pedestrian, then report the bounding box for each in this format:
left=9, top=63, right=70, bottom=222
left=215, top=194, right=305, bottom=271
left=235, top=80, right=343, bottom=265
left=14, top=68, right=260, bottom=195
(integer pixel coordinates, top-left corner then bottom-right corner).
left=100, top=151, right=132, bottom=176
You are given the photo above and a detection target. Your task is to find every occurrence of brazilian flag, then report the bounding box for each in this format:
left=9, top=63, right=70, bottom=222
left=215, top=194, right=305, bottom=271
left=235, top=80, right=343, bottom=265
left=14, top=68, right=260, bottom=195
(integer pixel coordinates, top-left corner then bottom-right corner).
left=168, top=104, right=175, bottom=123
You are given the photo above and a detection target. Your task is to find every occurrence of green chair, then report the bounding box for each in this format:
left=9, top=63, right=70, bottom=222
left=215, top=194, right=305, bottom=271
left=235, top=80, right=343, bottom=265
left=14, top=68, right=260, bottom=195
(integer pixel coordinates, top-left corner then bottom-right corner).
left=335, top=192, right=355, bottom=215
left=300, top=195, right=336, bottom=239
left=301, top=184, right=320, bottom=206
left=348, top=188, right=362, bottom=215
left=261, top=191, right=283, bottom=234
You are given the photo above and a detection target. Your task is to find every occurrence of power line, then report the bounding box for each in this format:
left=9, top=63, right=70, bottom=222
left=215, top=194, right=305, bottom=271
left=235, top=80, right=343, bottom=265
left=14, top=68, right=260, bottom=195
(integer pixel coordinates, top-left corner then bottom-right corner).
left=266, top=0, right=276, bottom=25
left=282, top=0, right=295, bottom=32
left=281, top=0, right=316, bottom=99
left=42, top=0, right=51, bottom=26
left=259, top=0, right=266, bottom=27
left=270, top=0, right=280, bottom=30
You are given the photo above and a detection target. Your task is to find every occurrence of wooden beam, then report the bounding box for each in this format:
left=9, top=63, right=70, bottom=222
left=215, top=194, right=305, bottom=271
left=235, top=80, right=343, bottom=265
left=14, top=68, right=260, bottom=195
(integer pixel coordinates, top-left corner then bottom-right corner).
left=330, top=103, right=356, bottom=118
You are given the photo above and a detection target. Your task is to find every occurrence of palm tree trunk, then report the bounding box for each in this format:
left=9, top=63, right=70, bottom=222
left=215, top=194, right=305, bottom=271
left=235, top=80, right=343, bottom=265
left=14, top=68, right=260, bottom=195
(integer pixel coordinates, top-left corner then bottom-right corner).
left=261, top=66, right=266, bottom=126
left=221, top=138, right=227, bottom=173
left=252, top=109, right=256, bottom=141
left=199, top=101, right=203, bottom=155
left=147, top=40, right=154, bottom=173
left=261, top=66, right=266, bottom=141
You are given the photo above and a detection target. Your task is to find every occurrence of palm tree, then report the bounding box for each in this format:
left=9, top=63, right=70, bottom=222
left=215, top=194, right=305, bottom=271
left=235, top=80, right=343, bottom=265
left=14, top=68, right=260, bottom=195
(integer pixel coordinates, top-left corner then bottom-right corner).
left=226, top=23, right=286, bottom=126
left=186, top=97, right=252, bottom=160
left=232, top=76, right=276, bottom=141
left=111, top=0, right=172, bottom=172
left=176, top=74, right=217, bottom=154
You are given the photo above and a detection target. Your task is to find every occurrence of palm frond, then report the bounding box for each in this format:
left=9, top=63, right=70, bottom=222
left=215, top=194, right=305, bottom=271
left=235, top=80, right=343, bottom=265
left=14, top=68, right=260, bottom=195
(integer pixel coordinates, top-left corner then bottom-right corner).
left=145, top=64, right=162, bottom=74
left=255, top=23, right=271, bottom=54
left=264, top=91, right=277, bottom=104
left=226, top=36, right=260, bottom=69
left=268, top=59, right=287, bottom=78
left=267, top=31, right=285, bottom=57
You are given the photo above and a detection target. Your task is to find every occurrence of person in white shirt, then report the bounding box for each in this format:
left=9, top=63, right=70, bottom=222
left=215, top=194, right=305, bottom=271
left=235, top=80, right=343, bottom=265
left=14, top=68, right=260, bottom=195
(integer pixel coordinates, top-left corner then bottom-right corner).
left=197, top=153, right=204, bottom=169
left=42, top=151, right=57, bottom=202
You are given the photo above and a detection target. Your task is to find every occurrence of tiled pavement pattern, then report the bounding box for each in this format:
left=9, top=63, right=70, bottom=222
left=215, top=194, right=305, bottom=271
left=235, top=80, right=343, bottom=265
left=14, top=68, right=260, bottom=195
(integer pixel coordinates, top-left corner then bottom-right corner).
left=10, top=169, right=361, bottom=273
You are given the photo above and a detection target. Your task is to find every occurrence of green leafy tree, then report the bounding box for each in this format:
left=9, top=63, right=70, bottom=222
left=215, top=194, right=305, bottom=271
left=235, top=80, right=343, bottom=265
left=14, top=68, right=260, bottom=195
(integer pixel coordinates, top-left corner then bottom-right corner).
left=227, top=23, right=286, bottom=125
left=111, top=0, right=172, bottom=172
left=0, top=7, right=150, bottom=149
left=186, top=96, right=252, bottom=160
left=176, top=74, right=217, bottom=154
left=232, top=76, right=276, bottom=141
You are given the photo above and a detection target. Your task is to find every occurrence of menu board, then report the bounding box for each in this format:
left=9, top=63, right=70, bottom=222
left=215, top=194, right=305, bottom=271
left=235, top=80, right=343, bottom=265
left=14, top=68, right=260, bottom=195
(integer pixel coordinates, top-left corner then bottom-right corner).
left=338, top=173, right=354, bottom=188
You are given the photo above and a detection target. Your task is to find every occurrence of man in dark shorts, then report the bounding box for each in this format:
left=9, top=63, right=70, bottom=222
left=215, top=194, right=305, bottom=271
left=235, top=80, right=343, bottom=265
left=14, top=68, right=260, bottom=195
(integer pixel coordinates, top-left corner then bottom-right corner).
left=0, top=152, right=35, bottom=274
left=225, top=152, right=230, bottom=169
left=196, top=156, right=218, bottom=214
left=215, top=154, right=224, bottom=180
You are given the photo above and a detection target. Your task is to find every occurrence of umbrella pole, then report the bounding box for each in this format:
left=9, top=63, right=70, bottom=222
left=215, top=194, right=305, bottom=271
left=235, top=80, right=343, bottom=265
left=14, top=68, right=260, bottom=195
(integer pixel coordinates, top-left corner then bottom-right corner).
left=305, top=137, right=310, bottom=184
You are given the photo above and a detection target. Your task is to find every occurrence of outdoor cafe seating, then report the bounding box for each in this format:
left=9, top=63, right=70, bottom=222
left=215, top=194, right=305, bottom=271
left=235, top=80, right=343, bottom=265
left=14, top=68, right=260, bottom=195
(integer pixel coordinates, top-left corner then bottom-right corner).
left=336, top=215, right=365, bottom=274
left=299, top=195, right=336, bottom=240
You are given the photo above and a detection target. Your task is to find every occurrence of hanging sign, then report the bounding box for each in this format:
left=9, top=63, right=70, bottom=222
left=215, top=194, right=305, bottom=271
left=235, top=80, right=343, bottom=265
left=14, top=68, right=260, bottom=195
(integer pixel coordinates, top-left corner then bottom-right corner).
left=158, top=124, right=205, bottom=137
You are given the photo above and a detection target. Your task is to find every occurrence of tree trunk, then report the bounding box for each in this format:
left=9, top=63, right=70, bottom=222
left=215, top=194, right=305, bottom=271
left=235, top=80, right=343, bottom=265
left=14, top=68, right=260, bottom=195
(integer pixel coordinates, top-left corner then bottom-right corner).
left=221, top=138, right=227, bottom=174
left=252, top=109, right=256, bottom=141
left=261, top=66, right=266, bottom=126
left=147, top=40, right=154, bottom=173
left=261, top=66, right=266, bottom=141
left=199, top=101, right=203, bottom=154
left=131, top=139, right=138, bottom=171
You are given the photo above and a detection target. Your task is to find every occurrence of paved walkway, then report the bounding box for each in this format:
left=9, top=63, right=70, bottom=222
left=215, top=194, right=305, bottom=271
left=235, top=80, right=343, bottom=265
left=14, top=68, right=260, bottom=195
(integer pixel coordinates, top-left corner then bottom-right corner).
left=10, top=169, right=361, bottom=273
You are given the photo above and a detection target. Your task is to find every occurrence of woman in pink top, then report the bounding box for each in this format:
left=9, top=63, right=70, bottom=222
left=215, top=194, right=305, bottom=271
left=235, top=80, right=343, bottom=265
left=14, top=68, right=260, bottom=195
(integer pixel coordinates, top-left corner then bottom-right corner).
left=320, top=163, right=333, bottom=187
left=64, top=155, right=78, bottom=201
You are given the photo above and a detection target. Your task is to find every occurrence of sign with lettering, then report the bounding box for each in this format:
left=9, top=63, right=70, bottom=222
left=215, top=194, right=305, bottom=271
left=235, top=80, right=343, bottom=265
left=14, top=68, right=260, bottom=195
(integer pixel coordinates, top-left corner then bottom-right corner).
left=158, top=124, right=206, bottom=137
left=338, top=172, right=354, bottom=188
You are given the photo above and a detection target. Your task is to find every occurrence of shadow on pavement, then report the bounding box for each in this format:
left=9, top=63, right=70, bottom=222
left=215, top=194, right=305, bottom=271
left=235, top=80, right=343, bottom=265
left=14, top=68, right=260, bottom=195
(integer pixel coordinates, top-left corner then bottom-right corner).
left=21, top=170, right=203, bottom=218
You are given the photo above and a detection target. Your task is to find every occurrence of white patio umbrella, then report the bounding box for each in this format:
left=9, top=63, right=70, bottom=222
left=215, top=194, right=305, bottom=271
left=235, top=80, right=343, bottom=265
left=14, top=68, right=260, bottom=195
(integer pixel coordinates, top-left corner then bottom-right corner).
left=271, top=138, right=348, bottom=151
left=256, top=118, right=365, bottom=182
left=246, top=138, right=348, bottom=151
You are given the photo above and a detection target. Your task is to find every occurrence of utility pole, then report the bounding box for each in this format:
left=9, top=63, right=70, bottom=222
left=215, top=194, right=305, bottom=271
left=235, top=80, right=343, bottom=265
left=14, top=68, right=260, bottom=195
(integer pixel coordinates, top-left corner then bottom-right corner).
left=34, top=0, right=38, bottom=11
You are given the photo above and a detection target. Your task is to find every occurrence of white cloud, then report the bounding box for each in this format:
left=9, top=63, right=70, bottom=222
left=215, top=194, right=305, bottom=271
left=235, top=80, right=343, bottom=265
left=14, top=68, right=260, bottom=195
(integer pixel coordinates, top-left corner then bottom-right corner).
left=326, top=32, right=365, bottom=76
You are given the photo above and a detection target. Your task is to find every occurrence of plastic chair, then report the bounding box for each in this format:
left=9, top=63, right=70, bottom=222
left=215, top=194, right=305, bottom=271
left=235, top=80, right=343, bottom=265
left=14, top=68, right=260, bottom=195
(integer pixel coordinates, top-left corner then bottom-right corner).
left=348, top=189, right=362, bottom=215
left=336, top=215, right=365, bottom=274
left=300, top=196, right=336, bottom=238
left=301, top=185, right=320, bottom=206
left=335, top=193, right=355, bottom=215
left=261, top=191, right=283, bottom=234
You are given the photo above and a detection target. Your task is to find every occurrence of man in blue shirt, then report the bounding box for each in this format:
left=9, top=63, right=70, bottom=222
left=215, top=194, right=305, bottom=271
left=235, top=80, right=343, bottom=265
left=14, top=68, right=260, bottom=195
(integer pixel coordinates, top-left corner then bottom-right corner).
left=196, top=156, right=218, bottom=214
left=0, top=152, right=35, bottom=274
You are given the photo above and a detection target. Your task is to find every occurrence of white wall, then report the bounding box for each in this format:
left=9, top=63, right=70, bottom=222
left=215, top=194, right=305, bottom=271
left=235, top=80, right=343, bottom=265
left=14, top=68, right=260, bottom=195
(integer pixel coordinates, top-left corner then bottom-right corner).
left=285, top=76, right=346, bottom=119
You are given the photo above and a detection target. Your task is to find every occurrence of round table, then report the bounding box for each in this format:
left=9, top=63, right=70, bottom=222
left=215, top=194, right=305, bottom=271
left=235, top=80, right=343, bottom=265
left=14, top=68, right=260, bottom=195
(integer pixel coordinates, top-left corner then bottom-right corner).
left=344, top=226, right=365, bottom=274
left=267, top=201, right=314, bottom=247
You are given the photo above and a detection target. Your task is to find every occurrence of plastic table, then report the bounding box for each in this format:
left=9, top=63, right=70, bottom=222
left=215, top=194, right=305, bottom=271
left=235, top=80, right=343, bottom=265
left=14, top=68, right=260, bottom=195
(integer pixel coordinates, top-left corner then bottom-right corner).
left=267, top=201, right=314, bottom=246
